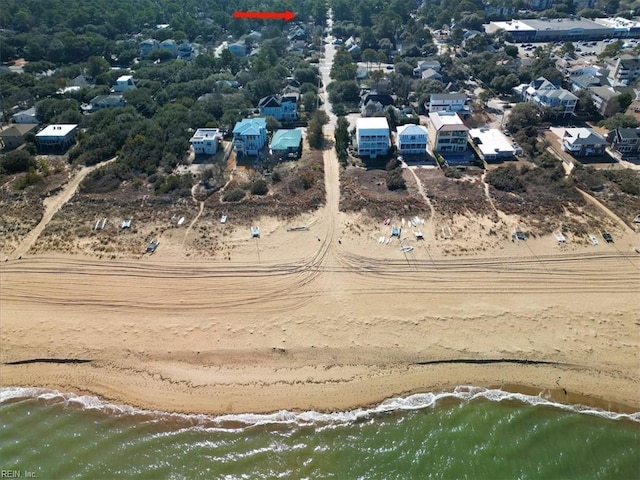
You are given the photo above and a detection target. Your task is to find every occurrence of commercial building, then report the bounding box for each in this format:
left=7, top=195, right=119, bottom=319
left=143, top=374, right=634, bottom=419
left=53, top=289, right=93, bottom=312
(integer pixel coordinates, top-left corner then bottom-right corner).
left=485, top=17, right=634, bottom=43
left=189, top=128, right=222, bottom=155
left=356, top=117, right=390, bottom=159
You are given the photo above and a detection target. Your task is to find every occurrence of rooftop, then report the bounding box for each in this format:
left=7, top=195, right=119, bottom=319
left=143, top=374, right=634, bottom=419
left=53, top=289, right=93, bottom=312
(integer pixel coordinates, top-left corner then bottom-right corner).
left=36, top=124, right=78, bottom=137
left=429, top=111, right=467, bottom=131
left=562, top=127, right=607, bottom=145
left=469, top=128, right=515, bottom=157
left=397, top=124, right=428, bottom=136
left=356, top=117, right=390, bottom=130
left=270, top=128, right=302, bottom=150
left=190, top=128, right=221, bottom=142
left=233, top=117, right=267, bottom=135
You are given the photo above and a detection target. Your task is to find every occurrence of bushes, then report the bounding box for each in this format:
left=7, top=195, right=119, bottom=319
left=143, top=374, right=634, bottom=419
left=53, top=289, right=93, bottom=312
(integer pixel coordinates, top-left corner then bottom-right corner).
left=485, top=164, right=526, bottom=192
left=443, top=166, right=462, bottom=179
left=250, top=179, right=268, bottom=195
left=223, top=188, right=245, bottom=202
left=1, top=150, right=36, bottom=174
left=14, top=167, right=42, bottom=190
left=386, top=168, right=406, bottom=190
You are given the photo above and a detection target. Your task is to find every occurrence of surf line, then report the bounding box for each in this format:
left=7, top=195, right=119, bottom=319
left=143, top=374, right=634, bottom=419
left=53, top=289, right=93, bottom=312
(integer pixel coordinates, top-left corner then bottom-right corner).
left=5, top=358, right=93, bottom=365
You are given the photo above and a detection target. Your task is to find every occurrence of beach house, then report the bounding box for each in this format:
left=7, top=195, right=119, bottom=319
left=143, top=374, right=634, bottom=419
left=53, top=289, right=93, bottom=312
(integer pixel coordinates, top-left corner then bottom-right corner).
left=112, top=75, right=136, bottom=93
left=190, top=128, right=222, bottom=155
left=12, top=107, right=38, bottom=124
left=232, top=118, right=267, bottom=156
left=356, top=117, right=390, bottom=159
left=258, top=95, right=298, bottom=121
left=561, top=128, right=607, bottom=156
left=396, top=124, right=428, bottom=155
left=269, top=128, right=303, bottom=158
left=36, top=124, right=78, bottom=150
left=428, top=112, right=469, bottom=154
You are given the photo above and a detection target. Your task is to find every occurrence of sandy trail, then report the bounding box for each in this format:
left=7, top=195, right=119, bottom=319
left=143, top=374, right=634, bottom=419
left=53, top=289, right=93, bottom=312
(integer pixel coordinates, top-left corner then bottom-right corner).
left=577, top=187, right=635, bottom=234
left=11, top=158, right=116, bottom=259
left=402, top=160, right=436, bottom=220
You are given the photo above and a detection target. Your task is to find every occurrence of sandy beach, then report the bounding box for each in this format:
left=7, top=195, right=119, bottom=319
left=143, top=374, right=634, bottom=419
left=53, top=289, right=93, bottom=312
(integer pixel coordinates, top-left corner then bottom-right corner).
left=1, top=142, right=639, bottom=414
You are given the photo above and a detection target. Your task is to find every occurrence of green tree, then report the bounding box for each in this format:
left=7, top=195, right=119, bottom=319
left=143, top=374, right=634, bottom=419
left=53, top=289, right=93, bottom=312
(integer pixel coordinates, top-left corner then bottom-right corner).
left=599, top=113, right=639, bottom=130
left=86, top=56, right=110, bottom=78
left=0, top=150, right=36, bottom=174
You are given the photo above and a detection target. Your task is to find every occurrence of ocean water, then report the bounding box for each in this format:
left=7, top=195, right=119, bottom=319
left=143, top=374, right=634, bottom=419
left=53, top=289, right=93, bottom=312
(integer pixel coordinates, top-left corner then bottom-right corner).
left=1, top=387, right=639, bottom=480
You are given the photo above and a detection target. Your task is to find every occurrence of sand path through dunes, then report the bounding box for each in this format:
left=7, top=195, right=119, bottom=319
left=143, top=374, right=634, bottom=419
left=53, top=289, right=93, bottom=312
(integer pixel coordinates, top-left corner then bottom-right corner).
left=577, top=187, right=636, bottom=234
left=11, top=157, right=117, bottom=259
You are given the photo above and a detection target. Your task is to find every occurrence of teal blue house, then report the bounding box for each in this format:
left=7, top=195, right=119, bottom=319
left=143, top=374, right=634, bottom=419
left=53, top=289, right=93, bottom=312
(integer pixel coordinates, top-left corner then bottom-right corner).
left=269, top=128, right=302, bottom=158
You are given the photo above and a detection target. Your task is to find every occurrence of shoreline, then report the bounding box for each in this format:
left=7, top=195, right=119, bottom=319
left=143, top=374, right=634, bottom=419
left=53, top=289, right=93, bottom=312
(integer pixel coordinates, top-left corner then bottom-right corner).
left=2, top=380, right=639, bottom=420
left=1, top=219, right=638, bottom=419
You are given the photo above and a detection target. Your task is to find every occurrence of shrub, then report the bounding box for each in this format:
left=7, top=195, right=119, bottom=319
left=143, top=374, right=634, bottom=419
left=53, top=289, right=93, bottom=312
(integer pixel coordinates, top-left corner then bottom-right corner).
left=271, top=170, right=282, bottom=183
left=223, top=188, right=245, bottom=202
left=443, top=166, right=462, bottom=179
left=385, top=157, right=400, bottom=171
left=250, top=178, right=268, bottom=195
left=14, top=167, right=42, bottom=190
left=386, top=167, right=406, bottom=190
left=486, top=165, right=526, bottom=192
left=1, top=150, right=36, bottom=174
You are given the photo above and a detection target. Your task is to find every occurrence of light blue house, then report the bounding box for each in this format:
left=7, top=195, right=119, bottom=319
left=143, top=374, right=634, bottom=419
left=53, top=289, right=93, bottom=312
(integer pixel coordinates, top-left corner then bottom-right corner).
left=232, top=118, right=267, bottom=156
left=159, top=39, right=177, bottom=56
left=396, top=124, right=428, bottom=155
left=140, top=39, right=159, bottom=57
left=257, top=94, right=298, bottom=121
left=269, top=128, right=302, bottom=158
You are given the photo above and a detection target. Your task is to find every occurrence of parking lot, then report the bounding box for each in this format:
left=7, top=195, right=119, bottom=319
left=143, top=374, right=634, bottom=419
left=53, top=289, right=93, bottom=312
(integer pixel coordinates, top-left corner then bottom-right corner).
left=509, top=38, right=634, bottom=60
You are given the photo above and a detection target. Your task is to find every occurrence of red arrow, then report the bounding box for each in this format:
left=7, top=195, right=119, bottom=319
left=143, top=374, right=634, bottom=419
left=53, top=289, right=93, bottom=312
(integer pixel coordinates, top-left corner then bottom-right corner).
left=233, top=10, right=296, bottom=22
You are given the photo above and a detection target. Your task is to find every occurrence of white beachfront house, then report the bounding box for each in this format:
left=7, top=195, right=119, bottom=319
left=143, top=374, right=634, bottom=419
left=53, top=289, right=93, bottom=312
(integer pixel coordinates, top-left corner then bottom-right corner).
left=396, top=124, right=428, bottom=155
left=189, top=128, right=222, bottom=155
left=356, top=117, right=390, bottom=158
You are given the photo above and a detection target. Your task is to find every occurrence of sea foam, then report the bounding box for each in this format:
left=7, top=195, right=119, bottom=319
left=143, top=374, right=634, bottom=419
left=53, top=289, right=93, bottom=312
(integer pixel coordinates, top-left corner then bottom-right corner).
left=1, top=385, right=638, bottom=428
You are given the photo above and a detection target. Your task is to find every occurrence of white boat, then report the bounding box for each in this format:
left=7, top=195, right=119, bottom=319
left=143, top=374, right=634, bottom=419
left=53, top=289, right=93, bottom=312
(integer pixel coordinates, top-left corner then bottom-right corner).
left=177, top=216, right=185, bottom=226
left=251, top=226, right=260, bottom=238
left=589, top=234, right=599, bottom=246
left=220, top=215, right=227, bottom=224
left=400, top=245, right=414, bottom=253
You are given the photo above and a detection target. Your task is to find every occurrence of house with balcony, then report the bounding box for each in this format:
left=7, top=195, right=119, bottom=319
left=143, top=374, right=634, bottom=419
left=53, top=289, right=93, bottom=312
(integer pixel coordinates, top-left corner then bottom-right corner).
left=588, top=86, right=627, bottom=117
left=561, top=127, right=607, bottom=156
left=356, top=117, right=390, bottom=159
left=258, top=94, right=298, bottom=121
left=428, top=93, right=471, bottom=116
left=36, top=124, right=78, bottom=150
left=190, top=128, right=222, bottom=155
left=427, top=112, right=469, bottom=156
left=396, top=124, right=428, bottom=155
left=112, top=75, right=136, bottom=93
left=607, top=55, right=640, bottom=86
left=232, top=118, right=267, bottom=157
left=607, top=128, right=640, bottom=158
left=516, top=77, right=577, bottom=117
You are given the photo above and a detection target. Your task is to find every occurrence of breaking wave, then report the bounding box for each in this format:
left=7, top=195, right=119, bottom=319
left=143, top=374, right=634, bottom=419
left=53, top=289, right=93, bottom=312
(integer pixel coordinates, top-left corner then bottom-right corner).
left=2, top=385, right=638, bottom=428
